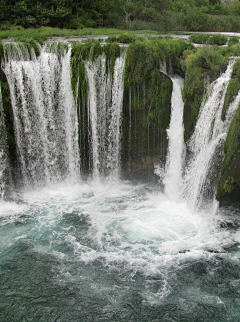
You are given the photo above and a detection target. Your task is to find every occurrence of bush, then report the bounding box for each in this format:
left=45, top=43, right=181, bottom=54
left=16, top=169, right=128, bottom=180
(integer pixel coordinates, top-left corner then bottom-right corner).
left=189, top=33, right=210, bottom=44
left=184, top=7, right=210, bottom=31
left=189, top=33, right=227, bottom=45
left=118, top=34, right=136, bottom=44
left=228, top=36, right=239, bottom=46
left=207, top=15, right=240, bottom=32
left=106, top=34, right=136, bottom=44
left=169, top=12, right=186, bottom=31
left=208, top=34, right=227, bottom=45
left=228, top=43, right=240, bottom=56
left=67, top=18, right=84, bottom=30
left=0, top=24, right=11, bottom=31
left=128, top=20, right=165, bottom=32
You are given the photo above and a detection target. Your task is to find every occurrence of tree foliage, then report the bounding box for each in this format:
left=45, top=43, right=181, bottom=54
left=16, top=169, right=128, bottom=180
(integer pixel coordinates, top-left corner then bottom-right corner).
left=0, top=0, right=240, bottom=31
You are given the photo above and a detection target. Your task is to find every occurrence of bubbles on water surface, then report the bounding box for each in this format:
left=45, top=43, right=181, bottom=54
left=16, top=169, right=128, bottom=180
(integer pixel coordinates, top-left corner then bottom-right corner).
left=1, top=181, right=240, bottom=321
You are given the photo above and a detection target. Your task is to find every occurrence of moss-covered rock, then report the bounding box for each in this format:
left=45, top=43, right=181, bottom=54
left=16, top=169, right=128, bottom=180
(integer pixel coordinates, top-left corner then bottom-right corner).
left=0, top=63, right=18, bottom=187
left=181, top=46, right=227, bottom=141
left=182, top=66, right=205, bottom=141
left=122, top=38, right=188, bottom=181
left=217, top=105, right=240, bottom=200
left=222, top=58, right=240, bottom=121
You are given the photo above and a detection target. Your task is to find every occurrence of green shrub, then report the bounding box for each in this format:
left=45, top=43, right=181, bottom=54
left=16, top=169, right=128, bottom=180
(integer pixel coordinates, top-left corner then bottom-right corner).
left=207, top=15, right=240, bottom=32
left=228, top=36, right=239, bottom=46
left=0, top=25, right=10, bottom=31
left=189, top=33, right=227, bottom=45
left=208, top=34, right=227, bottom=45
left=128, top=20, right=164, bottom=32
left=118, top=34, right=136, bottom=44
left=189, top=33, right=210, bottom=44
left=228, top=43, right=240, bottom=56
left=106, top=36, right=118, bottom=43
left=184, top=8, right=210, bottom=31
left=169, top=12, right=186, bottom=31
left=68, top=18, right=85, bottom=30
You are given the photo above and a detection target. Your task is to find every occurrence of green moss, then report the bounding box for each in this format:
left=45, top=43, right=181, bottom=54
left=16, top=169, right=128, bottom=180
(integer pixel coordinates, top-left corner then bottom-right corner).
left=217, top=105, right=240, bottom=200
left=181, top=45, right=227, bottom=140
left=0, top=41, right=3, bottom=64
left=232, top=58, right=240, bottom=78
left=125, top=38, right=187, bottom=87
left=222, top=176, right=236, bottom=194
left=0, top=71, right=17, bottom=167
left=123, top=38, right=187, bottom=130
left=222, top=58, right=240, bottom=121
left=222, top=106, right=240, bottom=173
left=222, top=79, right=240, bottom=121
left=104, top=43, right=121, bottom=76
left=182, top=66, right=205, bottom=140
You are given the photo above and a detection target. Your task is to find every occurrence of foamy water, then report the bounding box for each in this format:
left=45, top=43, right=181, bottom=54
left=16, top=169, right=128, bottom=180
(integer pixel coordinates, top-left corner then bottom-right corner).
left=1, top=182, right=240, bottom=320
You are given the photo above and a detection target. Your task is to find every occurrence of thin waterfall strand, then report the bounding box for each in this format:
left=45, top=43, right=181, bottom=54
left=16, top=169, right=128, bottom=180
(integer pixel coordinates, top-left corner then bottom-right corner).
left=0, top=85, right=9, bottom=199
left=164, top=75, right=185, bottom=200
left=85, top=51, right=126, bottom=180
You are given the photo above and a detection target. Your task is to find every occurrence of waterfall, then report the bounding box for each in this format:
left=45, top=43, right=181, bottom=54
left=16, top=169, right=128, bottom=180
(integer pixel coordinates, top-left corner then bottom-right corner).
left=182, top=59, right=237, bottom=208
left=164, top=75, right=185, bottom=200
left=0, top=85, right=9, bottom=199
left=1, top=40, right=239, bottom=207
left=85, top=51, right=126, bottom=180
left=2, top=42, right=80, bottom=187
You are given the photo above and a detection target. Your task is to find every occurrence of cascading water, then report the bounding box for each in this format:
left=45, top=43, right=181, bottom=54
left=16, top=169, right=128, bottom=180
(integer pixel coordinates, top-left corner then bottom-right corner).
left=2, top=42, right=80, bottom=187
left=0, top=85, right=9, bottom=199
left=1, top=42, right=240, bottom=322
left=182, top=59, right=238, bottom=208
left=164, top=74, right=185, bottom=200
left=85, top=51, right=126, bottom=180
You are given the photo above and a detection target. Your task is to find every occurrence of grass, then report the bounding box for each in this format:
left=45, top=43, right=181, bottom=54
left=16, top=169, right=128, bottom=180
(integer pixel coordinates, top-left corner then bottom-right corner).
left=0, top=26, right=161, bottom=42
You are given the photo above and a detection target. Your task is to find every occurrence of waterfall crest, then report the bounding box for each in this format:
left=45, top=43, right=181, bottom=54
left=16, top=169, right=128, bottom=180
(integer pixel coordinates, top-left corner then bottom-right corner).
left=2, top=42, right=80, bottom=187
left=85, top=50, right=126, bottom=180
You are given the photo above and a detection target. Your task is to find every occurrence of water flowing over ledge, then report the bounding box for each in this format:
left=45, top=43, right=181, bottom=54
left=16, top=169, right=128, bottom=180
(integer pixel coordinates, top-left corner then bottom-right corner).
left=1, top=41, right=240, bottom=321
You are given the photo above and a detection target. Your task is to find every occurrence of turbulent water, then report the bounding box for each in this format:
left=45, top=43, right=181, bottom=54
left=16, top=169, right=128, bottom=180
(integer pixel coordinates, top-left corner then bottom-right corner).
left=1, top=47, right=240, bottom=321
left=1, top=183, right=240, bottom=321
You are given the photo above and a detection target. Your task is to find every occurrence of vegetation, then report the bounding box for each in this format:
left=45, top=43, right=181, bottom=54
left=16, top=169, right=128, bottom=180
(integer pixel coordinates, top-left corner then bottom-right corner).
left=181, top=43, right=228, bottom=140
left=217, top=105, right=240, bottom=200
left=189, top=33, right=228, bottom=45
left=1, top=33, right=240, bottom=197
left=0, top=26, right=158, bottom=41
left=1, top=0, right=240, bottom=33
left=124, top=38, right=187, bottom=127
left=0, top=65, right=17, bottom=171
left=222, top=59, right=240, bottom=121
